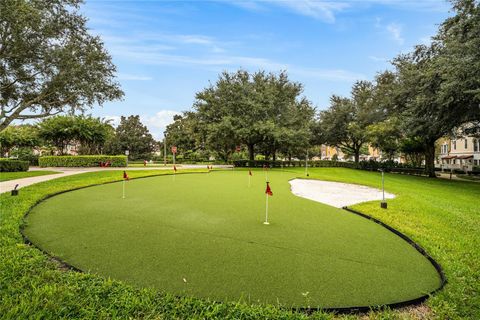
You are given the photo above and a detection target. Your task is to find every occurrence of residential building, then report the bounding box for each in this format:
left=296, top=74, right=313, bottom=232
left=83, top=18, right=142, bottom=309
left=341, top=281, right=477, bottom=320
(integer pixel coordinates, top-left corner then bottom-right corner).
left=438, top=130, right=480, bottom=172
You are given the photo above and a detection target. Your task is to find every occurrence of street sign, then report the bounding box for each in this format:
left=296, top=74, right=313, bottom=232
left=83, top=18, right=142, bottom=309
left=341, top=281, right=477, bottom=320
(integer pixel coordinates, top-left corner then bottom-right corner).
left=171, top=146, right=177, bottom=154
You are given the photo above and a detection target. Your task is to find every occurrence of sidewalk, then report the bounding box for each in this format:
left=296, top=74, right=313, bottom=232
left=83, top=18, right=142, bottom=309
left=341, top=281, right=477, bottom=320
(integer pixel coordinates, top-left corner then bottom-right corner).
left=1, top=165, right=231, bottom=193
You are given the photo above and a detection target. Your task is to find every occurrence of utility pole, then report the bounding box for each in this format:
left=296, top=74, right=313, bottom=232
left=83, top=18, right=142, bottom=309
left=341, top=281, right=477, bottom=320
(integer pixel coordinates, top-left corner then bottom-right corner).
left=163, top=133, right=167, bottom=167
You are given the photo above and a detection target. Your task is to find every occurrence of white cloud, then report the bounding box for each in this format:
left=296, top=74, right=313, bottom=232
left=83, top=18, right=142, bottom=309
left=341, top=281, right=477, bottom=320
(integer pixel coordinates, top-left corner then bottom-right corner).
left=117, top=73, right=153, bottom=81
left=142, top=110, right=181, bottom=139
left=225, top=0, right=349, bottom=23
left=270, top=0, right=349, bottom=23
left=292, top=67, right=366, bottom=81
left=104, top=115, right=121, bottom=127
left=368, top=55, right=388, bottom=62
left=386, top=23, right=404, bottom=45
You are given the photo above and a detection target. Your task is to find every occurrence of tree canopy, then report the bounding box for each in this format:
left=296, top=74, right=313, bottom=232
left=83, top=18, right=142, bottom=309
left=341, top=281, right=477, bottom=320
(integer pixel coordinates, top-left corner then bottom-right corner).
left=193, top=70, right=314, bottom=161
left=105, top=115, right=156, bottom=160
left=0, top=0, right=123, bottom=131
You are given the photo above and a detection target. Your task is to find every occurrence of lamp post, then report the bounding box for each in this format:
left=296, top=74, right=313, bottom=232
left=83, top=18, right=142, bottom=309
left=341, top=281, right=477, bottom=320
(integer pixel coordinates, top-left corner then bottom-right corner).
left=379, top=169, right=387, bottom=209
left=163, top=132, right=167, bottom=167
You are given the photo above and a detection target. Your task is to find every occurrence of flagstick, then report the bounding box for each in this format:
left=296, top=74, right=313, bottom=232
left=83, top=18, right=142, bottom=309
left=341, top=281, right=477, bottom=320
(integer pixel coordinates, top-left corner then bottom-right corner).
left=264, top=193, right=269, bottom=225
left=122, top=180, right=126, bottom=199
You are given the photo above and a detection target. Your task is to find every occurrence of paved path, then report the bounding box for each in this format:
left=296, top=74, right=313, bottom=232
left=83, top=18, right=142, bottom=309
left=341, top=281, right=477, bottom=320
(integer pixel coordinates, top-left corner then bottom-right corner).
left=436, top=172, right=480, bottom=182
left=0, top=165, right=231, bottom=194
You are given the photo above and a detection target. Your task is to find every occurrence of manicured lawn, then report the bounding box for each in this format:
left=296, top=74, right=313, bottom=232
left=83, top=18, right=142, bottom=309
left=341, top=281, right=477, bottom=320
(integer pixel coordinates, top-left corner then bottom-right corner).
left=23, top=170, right=441, bottom=309
left=0, top=170, right=60, bottom=182
left=1, top=168, right=478, bottom=319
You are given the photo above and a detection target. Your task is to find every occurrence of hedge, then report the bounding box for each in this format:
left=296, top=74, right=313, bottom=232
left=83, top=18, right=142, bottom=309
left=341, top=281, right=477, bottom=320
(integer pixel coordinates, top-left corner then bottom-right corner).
left=232, top=159, right=428, bottom=175
left=39, top=155, right=127, bottom=167
left=0, top=158, right=29, bottom=172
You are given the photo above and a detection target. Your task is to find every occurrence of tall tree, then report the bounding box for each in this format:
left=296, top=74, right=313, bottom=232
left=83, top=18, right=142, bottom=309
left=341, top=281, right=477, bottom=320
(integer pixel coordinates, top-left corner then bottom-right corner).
left=388, top=0, right=480, bottom=177
left=0, top=124, right=39, bottom=156
left=105, top=115, right=156, bottom=160
left=164, top=112, right=204, bottom=156
left=37, top=115, right=113, bottom=155
left=0, top=0, right=123, bottom=131
left=194, top=70, right=313, bottom=161
left=316, top=81, right=381, bottom=163
left=37, top=116, right=77, bottom=155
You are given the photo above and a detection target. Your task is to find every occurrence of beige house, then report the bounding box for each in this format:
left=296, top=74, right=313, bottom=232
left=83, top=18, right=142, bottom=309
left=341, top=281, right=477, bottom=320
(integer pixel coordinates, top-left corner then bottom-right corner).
left=439, top=135, right=480, bottom=172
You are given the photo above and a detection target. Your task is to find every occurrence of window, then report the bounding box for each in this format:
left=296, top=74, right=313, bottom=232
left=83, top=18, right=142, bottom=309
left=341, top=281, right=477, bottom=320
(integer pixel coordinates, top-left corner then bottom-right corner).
left=475, top=139, right=479, bottom=152
left=453, top=140, right=456, bottom=150
left=465, top=139, right=468, bottom=149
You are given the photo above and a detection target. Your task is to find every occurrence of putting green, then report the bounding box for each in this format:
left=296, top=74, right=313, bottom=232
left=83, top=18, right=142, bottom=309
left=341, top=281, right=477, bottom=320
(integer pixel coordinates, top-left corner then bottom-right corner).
left=24, top=170, right=442, bottom=308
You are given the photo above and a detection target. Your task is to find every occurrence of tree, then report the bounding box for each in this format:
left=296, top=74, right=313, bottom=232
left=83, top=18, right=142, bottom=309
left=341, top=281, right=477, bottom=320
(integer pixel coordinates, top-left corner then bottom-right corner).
left=37, top=115, right=112, bottom=155
left=434, top=0, right=480, bottom=128
left=105, top=115, right=156, bottom=160
left=38, top=116, right=77, bottom=155
left=387, top=0, right=480, bottom=177
left=164, top=112, right=204, bottom=157
left=366, top=117, right=402, bottom=160
left=0, top=124, right=39, bottom=156
left=0, top=0, right=123, bottom=131
left=194, top=70, right=313, bottom=161
left=316, top=81, right=382, bottom=163
left=75, top=116, right=114, bottom=155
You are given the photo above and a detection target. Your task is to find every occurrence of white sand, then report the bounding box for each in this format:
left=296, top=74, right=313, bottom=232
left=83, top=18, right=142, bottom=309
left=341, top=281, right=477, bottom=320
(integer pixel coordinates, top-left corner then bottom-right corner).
left=289, top=179, right=395, bottom=208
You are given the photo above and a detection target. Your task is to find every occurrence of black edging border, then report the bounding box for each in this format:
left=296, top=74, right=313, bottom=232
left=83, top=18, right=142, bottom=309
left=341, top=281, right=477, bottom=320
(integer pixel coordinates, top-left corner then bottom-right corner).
left=19, top=171, right=446, bottom=315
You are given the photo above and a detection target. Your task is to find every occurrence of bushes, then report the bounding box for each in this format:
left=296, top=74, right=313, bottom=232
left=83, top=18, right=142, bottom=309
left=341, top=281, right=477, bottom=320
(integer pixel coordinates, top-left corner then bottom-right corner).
left=0, top=158, right=29, bottom=172
left=232, top=159, right=427, bottom=175
left=233, top=159, right=357, bottom=168
left=39, top=155, right=127, bottom=167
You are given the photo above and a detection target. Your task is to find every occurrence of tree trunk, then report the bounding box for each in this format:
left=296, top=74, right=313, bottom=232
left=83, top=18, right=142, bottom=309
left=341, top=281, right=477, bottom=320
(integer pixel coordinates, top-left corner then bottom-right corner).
left=354, top=150, right=360, bottom=164
left=247, top=144, right=255, bottom=161
left=272, top=149, right=276, bottom=161
left=424, top=140, right=437, bottom=178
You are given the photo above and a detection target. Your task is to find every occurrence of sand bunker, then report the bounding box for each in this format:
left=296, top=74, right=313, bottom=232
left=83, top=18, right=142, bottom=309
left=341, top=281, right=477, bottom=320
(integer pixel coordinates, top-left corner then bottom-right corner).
left=289, top=179, right=395, bottom=208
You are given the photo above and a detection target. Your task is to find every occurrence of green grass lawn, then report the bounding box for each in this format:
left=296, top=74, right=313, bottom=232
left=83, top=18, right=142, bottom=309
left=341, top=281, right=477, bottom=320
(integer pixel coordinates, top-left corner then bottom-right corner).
left=0, top=170, right=60, bottom=182
left=1, top=168, right=479, bottom=319
left=23, top=170, right=441, bottom=309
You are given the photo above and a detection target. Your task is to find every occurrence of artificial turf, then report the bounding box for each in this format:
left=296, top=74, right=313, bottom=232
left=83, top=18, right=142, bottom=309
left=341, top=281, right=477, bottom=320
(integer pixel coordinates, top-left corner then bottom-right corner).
left=24, top=170, right=441, bottom=309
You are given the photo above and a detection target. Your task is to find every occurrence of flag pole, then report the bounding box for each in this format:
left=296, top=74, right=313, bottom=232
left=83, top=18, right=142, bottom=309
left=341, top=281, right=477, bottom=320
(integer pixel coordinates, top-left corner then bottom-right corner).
left=122, top=179, right=125, bottom=199
left=264, top=193, right=269, bottom=225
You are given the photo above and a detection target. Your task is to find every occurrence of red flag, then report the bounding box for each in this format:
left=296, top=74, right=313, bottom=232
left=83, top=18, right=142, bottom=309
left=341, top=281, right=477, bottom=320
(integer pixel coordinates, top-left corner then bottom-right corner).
left=265, top=182, right=273, bottom=196
left=123, top=171, right=129, bottom=180
left=249, top=170, right=252, bottom=176
left=173, top=165, right=177, bottom=172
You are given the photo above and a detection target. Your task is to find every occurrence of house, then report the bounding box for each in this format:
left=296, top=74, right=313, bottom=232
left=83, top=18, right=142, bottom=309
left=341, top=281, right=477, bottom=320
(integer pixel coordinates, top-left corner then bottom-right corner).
left=438, top=129, right=480, bottom=172
left=320, top=145, right=345, bottom=160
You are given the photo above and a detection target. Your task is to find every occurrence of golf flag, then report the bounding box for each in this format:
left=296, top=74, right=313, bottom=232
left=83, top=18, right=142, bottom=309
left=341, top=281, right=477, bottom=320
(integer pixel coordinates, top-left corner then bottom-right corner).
left=265, top=182, right=273, bottom=196
left=173, top=165, right=177, bottom=172
left=264, top=181, right=272, bottom=225
left=249, top=170, right=252, bottom=176
left=122, top=171, right=129, bottom=199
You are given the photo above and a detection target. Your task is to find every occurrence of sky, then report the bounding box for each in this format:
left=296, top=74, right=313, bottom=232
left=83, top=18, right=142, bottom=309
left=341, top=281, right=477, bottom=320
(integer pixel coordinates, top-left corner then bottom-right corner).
left=81, top=0, right=452, bottom=139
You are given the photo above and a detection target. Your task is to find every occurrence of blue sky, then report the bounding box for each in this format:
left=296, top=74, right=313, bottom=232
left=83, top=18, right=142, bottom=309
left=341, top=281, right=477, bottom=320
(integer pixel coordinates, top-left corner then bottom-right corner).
left=81, top=0, right=452, bottom=139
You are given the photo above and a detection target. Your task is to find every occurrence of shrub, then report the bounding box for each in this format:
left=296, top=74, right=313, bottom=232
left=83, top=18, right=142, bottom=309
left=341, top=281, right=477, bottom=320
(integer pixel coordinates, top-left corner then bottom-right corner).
left=10, top=148, right=39, bottom=165
left=39, top=155, right=127, bottom=167
left=233, top=159, right=427, bottom=175
left=0, top=158, right=29, bottom=172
